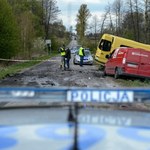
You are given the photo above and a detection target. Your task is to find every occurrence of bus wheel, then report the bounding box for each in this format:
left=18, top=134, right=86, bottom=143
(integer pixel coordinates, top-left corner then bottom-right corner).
left=114, top=68, right=119, bottom=79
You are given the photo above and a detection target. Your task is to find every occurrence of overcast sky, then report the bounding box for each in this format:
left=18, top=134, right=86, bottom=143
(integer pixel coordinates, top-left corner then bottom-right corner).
left=57, top=0, right=114, bottom=31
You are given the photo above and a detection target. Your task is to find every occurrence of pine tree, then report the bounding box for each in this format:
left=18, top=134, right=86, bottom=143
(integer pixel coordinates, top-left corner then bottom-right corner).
left=76, top=4, right=91, bottom=40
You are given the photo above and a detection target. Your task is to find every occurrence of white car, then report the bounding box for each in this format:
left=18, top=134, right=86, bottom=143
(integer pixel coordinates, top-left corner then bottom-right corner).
left=70, top=47, right=78, bottom=54
left=73, top=49, right=93, bottom=65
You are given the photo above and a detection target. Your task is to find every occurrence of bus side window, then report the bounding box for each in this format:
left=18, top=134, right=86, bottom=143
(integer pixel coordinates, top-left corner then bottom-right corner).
left=120, top=45, right=132, bottom=48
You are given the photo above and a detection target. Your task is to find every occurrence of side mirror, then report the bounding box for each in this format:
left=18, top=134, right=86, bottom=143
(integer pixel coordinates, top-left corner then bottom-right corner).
left=106, top=54, right=111, bottom=59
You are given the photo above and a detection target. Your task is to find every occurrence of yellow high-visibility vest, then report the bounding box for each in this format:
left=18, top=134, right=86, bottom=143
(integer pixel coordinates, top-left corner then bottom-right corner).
left=61, top=48, right=66, bottom=56
left=79, top=47, right=84, bottom=56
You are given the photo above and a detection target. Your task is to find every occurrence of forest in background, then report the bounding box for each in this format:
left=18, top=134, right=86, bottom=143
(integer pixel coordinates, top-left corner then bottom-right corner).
left=0, top=0, right=70, bottom=60
left=85, top=0, right=150, bottom=48
left=0, top=0, right=150, bottom=60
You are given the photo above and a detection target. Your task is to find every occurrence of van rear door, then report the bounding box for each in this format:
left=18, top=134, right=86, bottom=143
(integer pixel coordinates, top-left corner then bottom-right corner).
left=125, top=49, right=140, bottom=75
left=138, top=49, right=150, bottom=77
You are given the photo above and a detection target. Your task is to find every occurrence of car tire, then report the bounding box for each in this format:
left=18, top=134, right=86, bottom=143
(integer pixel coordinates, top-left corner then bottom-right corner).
left=103, top=67, right=107, bottom=77
left=103, top=70, right=107, bottom=76
left=73, top=59, right=77, bottom=65
left=114, top=68, right=119, bottom=79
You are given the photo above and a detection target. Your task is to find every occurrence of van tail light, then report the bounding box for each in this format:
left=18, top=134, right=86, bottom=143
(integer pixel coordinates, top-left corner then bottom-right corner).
left=122, top=52, right=127, bottom=64
left=122, top=58, right=126, bottom=64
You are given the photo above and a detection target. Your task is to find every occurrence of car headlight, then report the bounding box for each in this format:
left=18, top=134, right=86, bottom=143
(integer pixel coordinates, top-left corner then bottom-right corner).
left=88, top=57, right=93, bottom=61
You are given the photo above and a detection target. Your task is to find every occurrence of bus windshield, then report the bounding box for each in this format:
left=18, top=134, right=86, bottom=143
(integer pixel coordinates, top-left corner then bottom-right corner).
left=99, top=39, right=111, bottom=52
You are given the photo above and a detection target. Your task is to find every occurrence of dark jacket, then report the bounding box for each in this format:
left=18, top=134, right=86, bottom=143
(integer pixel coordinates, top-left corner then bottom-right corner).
left=65, top=48, right=71, bottom=59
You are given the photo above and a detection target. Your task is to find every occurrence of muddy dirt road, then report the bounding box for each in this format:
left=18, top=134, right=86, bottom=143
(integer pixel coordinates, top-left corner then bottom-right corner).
left=0, top=55, right=121, bottom=88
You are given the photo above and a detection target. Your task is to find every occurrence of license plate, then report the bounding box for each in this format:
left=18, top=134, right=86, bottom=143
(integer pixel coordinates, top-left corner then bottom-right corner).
left=67, top=90, right=134, bottom=103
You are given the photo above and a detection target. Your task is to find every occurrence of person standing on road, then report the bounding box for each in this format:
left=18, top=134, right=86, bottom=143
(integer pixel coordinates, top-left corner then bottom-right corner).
left=59, top=44, right=66, bottom=70
left=79, top=46, right=85, bottom=67
left=65, top=47, right=71, bottom=70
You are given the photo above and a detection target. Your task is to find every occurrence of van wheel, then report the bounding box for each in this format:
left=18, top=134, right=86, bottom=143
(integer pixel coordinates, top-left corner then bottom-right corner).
left=114, top=68, right=119, bottom=79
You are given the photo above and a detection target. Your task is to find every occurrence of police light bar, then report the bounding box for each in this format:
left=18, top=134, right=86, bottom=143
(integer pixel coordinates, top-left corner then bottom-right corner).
left=67, top=89, right=150, bottom=103
left=0, top=87, right=149, bottom=103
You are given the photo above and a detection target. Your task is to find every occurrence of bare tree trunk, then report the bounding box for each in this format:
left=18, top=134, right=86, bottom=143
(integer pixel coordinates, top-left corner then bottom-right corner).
left=134, top=0, right=140, bottom=41
left=109, top=10, right=114, bottom=34
left=113, top=0, right=124, bottom=36
left=100, top=10, right=109, bottom=35
left=42, top=0, right=60, bottom=39
left=91, top=15, right=99, bottom=46
left=129, top=0, right=137, bottom=40
left=144, top=0, right=150, bottom=43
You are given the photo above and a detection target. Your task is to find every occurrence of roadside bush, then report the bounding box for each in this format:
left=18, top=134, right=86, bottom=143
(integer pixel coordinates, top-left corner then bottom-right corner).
left=117, top=78, right=150, bottom=87
left=79, top=37, right=97, bottom=54
left=32, top=37, right=46, bottom=57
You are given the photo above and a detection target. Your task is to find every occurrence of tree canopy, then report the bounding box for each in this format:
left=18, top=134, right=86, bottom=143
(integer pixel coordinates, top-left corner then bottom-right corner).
left=76, top=4, right=91, bottom=41
left=0, top=0, right=20, bottom=59
left=0, top=0, right=69, bottom=60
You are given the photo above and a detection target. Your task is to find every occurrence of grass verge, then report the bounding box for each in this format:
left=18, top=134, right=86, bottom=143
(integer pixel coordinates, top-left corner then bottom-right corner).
left=116, top=78, right=150, bottom=87
left=0, top=54, right=57, bottom=80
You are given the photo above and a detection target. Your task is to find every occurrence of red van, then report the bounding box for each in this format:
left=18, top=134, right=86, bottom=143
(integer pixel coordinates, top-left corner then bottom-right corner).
left=104, top=47, right=150, bottom=79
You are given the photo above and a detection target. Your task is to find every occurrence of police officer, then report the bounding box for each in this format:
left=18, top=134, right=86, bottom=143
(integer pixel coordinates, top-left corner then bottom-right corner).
left=65, top=47, right=71, bottom=70
left=79, top=46, right=85, bottom=67
left=60, top=44, right=66, bottom=70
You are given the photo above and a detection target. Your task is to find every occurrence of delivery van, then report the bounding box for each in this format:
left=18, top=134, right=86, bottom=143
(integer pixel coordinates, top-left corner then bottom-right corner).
left=104, top=47, right=150, bottom=79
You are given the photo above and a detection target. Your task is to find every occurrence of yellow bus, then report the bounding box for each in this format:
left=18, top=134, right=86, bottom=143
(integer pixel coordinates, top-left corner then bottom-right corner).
left=95, top=34, right=150, bottom=65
